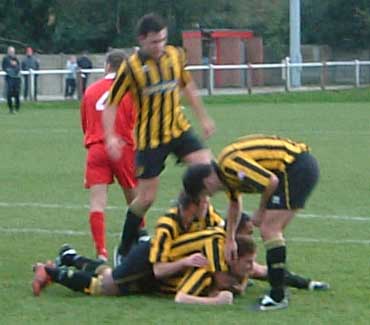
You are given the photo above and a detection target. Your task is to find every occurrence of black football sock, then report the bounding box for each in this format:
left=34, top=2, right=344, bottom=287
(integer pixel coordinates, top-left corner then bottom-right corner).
left=118, top=209, right=143, bottom=256
left=45, top=266, right=93, bottom=294
left=284, top=270, right=310, bottom=289
left=61, top=249, right=105, bottom=272
left=265, top=238, right=286, bottom=302
left=73, top=256, right=106, bottom=273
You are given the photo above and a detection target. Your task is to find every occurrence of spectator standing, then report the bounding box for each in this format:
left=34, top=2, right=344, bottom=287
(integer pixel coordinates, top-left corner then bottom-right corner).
left=21, top=47, right=40, bottom=100
left=77, top=51, right=93, bottom=94
left=65, top=55, right=78, bottom=99
left=2, top=46, right=21, bottom=113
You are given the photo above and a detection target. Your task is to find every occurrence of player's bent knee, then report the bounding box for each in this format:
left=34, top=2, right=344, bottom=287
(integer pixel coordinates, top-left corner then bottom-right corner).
left=259, top=225, right=284, bottom=242
left=184, top=149, right=212, bottom=165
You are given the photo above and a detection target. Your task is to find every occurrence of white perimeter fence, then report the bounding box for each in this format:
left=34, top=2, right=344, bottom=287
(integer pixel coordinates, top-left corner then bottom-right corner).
left=1, top=58, right=370, bottom=101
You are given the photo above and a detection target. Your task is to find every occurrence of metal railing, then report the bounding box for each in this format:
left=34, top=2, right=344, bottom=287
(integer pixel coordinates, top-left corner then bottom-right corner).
left=185, top=58, right=370, bottom=95
left=1, top=59, right=370, bottom=100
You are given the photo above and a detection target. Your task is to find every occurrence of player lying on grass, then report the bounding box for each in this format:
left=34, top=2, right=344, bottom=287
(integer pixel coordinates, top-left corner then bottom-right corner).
left=32, top=193, right=328, bottom=303
left=32, top=193, right=242, bottom=304
left=32, top=234, right=255, bottom=305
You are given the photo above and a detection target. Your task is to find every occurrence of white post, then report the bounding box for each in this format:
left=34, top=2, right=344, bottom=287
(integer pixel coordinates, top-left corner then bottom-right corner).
left=354, top=60, right=360, bottom=88
left=290, top=0, right=302, bottom=87
left=208, top=64, right=214, bottom=96
left=281, top=59, right=286, bottom=80
left=285, top=57, right=291, bottom=92
left=30, top=69, right=35, bottom=101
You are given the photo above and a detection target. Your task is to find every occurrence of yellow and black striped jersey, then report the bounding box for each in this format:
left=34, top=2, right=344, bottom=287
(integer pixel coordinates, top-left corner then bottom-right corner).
left=188, top=204, right=225, bottom=233
left=158, top=234, right=228, bottom=296
left=149, top=205, right=225, bottom=264
left=217, top=134, right=310, bottom=200
left=168, top=228, right=226, bottom=269
left=107, top=45, right=192, bottom=150
left=176, top=267, right=213, bottom=296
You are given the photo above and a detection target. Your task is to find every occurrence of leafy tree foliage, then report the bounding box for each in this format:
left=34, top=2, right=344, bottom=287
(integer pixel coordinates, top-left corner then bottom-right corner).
left=0, top=0, right=368, bottom=56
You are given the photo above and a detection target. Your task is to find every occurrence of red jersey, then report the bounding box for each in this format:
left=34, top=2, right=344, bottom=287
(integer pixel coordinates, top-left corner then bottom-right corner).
left=80, top=73, right=136, bottom=148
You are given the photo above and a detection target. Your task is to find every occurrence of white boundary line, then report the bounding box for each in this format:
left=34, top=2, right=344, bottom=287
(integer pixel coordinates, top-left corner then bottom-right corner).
left=0, top=201, right=368, bottom=222
left=0, top=227, right=369, bottom=245
left=0, top=201, right=369, bottom=245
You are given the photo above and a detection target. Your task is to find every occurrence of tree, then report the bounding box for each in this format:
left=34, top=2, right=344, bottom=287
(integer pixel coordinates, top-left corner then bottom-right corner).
left=1, top=0, right=369, bottom=55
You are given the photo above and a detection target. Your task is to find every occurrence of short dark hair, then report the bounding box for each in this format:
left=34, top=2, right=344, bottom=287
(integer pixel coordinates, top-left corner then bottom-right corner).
left=225, top=211, right=251, bottom=231
left=182, top=164, right=213, bottom=199
left=136, top=13, right=166, bottom=36
left=106, top=50, right=127, bottom=71
left=236, top=235, right=257, bottom=257
left=177, top=191, right=200, bottom=209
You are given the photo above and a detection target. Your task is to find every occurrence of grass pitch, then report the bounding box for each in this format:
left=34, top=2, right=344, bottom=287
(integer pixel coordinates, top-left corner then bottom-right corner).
left=0, top=89, right=369, bottom=324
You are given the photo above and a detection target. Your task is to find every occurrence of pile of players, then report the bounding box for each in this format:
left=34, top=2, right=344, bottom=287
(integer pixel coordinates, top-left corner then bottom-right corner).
left=32, top=13, right=329, bottom=311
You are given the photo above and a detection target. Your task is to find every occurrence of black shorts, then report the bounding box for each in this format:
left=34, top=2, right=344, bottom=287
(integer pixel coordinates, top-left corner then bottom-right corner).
left=111, top=241, right=157, bottom=295
left=135, top=129, right=205, bottom=179
left=266, top=152, right=319, bottom=209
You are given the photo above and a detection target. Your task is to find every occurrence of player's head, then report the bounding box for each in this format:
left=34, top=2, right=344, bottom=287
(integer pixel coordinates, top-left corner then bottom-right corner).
left=225, top=211, right=253, bottom=236
left=182, top=162, right=221, bottom=200
left=187, top=194, right=209, bottom=220
left=136, top=13, right=167, bottom=60
left=7, top=46, right=15, bottom=56
left=177, top=191, right=202, bottom=230
left=228, top=236, right=257, bottom=278
left=177, top=190, right=200, bottom=208
left=26, top=47, right=33, bottom=56
left=105, top=49, right=127, bottom=74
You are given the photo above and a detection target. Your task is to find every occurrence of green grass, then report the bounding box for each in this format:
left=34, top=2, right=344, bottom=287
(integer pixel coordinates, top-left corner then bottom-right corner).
left=0, top=89, right=369, bottom=324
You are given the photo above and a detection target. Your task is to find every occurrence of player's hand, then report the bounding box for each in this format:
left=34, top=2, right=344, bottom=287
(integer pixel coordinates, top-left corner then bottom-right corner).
left=225, top=238, right=238, bottom=263
left=216, top=290, right=233, bottom=304
left=251, top=209, right=264, bottom=227
left=231, top=283, right=244, bottom=295
left=183, top=253, right=208, bottom=268
left=105, top=135, right=125, bottom=161
left=201, top=116, right=215, bottom=139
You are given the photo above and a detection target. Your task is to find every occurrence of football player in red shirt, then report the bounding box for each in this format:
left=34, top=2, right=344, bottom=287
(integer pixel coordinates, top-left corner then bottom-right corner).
left=80, top=50, right=140, bottom=260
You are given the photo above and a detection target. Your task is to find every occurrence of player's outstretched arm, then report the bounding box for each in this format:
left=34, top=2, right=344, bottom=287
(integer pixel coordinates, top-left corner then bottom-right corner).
left=175, top=290, right=233, bottom=305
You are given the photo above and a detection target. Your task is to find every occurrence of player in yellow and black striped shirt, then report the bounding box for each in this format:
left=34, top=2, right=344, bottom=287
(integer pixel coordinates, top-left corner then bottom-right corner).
left=32, top=190, right=326, bottom=303
left=182, top=134, right=320, bottom=310
left=103, top=13, right=214, bottom=261
left=149, top=193, right=226, bottom=282
left=32, top=192, right=257, bottom=306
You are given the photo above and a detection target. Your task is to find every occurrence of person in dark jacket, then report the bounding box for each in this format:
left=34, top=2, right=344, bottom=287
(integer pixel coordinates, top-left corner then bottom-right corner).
left=21, top=47, right=40, bottom=100
left=2, top=46, right=21, bottom=113
left=77, top=52, right=93, bottom=94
